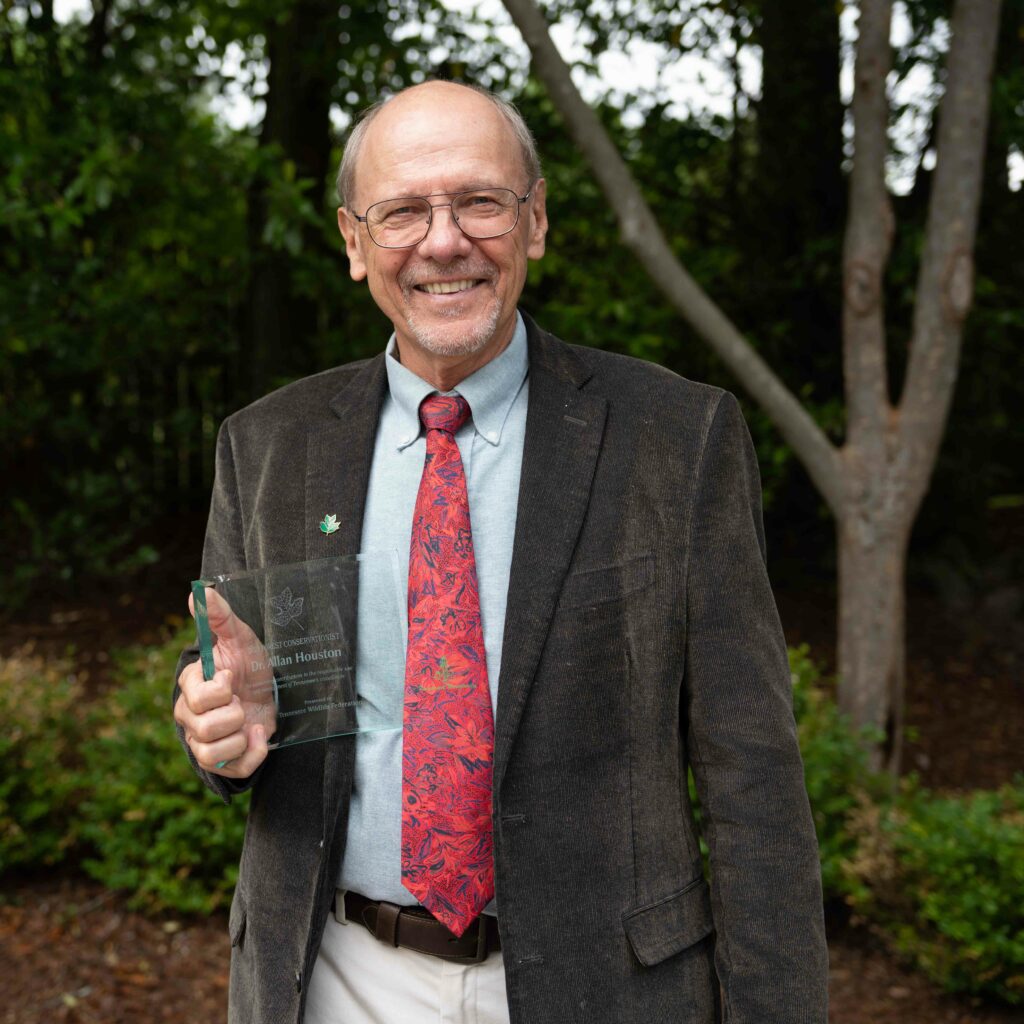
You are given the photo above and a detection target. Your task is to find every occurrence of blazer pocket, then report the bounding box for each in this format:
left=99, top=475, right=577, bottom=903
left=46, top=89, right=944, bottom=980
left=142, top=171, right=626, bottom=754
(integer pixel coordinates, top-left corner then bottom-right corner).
left=622, top=876, right=714, bottom=967
left=558, top=553, right=654, bottom=611
left=229, top=890, right=247, bottom=949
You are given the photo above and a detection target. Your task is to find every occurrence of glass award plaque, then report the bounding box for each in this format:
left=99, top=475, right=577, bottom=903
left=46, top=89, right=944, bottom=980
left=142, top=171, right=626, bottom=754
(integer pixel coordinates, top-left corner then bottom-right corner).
left=191, top=551, right=404, bottom=749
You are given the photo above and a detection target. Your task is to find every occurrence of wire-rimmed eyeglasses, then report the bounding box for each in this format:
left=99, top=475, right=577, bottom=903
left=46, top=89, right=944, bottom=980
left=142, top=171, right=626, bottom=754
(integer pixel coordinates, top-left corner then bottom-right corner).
left=353, top=187, right=533, bottom=249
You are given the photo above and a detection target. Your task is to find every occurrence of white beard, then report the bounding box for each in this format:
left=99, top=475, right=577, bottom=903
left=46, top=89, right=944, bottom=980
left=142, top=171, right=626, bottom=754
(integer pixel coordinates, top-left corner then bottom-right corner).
left=399, top=256, right=504, bottom=356
left=404, top=294, right=503, bottom=357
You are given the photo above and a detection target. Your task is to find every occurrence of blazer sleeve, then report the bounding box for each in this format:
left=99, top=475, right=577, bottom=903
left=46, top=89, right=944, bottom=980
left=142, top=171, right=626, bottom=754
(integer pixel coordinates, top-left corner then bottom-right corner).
left=172, top=415, right=263, bottom=803
left=683, top=391, right=828, bottom=1023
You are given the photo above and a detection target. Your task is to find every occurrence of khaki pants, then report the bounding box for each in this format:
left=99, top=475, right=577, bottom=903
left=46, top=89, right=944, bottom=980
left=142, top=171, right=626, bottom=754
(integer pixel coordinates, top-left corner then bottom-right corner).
left=304, top=910, right=510, bottom=1024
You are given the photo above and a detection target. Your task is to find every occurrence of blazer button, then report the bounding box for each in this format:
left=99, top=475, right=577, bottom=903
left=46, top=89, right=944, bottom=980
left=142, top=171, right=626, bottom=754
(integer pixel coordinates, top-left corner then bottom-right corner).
left=295, top=969, right=302, bottom=993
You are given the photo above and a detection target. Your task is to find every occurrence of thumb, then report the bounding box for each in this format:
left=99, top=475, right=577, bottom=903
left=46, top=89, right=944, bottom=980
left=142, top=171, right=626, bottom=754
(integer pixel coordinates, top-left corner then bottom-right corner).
left=191, top=586, right=251, bottom=646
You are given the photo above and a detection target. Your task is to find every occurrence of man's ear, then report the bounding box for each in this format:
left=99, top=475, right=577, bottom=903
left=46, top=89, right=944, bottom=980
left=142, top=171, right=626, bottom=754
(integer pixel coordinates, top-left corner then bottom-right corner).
left=526, top=178, right=548, bottom=262
left=337, top=207, right=368, bottom=281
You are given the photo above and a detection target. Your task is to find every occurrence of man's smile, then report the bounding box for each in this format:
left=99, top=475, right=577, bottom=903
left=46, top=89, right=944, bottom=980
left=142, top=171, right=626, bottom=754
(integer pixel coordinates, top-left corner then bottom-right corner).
left=415, top=278, right=485, bottom=295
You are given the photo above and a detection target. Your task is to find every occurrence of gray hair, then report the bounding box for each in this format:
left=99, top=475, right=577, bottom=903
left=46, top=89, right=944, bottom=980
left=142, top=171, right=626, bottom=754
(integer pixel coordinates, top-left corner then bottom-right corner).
left=336, top=82, right=541, bottom=209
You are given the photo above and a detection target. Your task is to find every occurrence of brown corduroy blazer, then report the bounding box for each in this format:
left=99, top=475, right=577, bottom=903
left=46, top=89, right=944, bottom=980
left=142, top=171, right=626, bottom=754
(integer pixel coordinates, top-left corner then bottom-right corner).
left=175, top=313, right=828, bottom=1024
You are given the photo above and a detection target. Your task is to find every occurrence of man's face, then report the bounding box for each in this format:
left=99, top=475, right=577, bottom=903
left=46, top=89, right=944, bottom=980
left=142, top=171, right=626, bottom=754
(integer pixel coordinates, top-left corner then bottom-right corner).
left=338, top=84, right=547, bottom=377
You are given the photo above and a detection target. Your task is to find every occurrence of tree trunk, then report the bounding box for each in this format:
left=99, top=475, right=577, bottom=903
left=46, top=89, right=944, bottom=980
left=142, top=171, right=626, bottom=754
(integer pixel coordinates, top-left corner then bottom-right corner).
left=836, top=475, right=912, bottom=773
left=245, top=0, right=337, bottom=398
left=756, top=0, right=844, bottom=242
left=88, top=0, right=112, bottom=70
left=838, top=0, right=1000, bottom=773
left=754, top=0, right=845, bottom=383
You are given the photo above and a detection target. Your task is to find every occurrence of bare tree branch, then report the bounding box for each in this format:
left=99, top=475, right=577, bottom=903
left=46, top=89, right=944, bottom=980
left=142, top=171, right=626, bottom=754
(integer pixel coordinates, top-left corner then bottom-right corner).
left=898, top=0, right=1002, bottom=515
left=501, top=0, right=843, bottom=511
left=842, top=0, right=894, bottom=455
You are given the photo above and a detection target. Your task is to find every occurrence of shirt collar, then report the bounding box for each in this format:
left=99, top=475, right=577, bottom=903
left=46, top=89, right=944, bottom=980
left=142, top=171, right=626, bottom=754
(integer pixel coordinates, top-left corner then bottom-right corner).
left=384, top=311, right=529, bottom=451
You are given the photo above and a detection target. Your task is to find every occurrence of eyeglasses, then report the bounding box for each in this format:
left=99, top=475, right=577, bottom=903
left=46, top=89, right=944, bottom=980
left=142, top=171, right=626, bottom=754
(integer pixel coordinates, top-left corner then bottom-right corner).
left=353, top=187, right=532, bottom=249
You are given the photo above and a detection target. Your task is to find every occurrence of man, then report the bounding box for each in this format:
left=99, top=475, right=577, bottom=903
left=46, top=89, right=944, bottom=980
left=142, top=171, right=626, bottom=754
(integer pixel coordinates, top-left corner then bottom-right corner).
left=174, top=80, right=828, bottom=1024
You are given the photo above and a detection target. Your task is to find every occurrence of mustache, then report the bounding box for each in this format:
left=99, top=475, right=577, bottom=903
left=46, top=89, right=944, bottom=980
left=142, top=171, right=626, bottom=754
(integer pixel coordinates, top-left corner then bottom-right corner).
left=398, top=259, right=496, bottom=290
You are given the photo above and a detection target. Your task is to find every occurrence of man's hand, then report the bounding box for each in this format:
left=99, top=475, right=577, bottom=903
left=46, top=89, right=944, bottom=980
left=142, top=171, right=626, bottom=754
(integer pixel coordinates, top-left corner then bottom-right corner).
left=175, top=587, right=275, bottom=779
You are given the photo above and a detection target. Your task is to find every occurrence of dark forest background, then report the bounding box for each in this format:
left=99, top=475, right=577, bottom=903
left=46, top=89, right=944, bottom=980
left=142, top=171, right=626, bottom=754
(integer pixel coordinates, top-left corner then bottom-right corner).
left=2, top=0, right=1021, bottom=622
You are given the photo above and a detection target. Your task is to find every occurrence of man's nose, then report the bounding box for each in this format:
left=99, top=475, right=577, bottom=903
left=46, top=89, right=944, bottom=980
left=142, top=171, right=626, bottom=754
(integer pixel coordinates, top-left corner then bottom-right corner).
left=415, top=204, right=473, bottom=262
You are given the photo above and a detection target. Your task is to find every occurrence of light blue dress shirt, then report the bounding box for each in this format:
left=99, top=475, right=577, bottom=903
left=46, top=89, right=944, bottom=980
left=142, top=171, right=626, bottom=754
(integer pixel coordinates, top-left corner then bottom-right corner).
left=339, top=312, right=529, bottom=911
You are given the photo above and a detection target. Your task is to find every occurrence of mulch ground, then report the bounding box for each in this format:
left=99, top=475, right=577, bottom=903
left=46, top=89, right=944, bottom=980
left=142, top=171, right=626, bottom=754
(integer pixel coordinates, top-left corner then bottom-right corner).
left=0, top=877, right=227, bottom=1024
left=1, top=877, right=1020, bottom=1024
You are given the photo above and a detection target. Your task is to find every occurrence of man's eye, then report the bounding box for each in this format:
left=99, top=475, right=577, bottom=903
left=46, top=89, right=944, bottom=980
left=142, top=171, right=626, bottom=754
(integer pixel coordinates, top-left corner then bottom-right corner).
left=382, top=205, right=420, bottom=220
left=460, top=194, right=501, bottom=213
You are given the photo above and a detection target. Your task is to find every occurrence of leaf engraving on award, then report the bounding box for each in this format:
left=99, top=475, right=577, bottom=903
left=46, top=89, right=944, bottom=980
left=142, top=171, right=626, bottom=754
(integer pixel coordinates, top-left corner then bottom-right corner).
left=269, top=587, right=305, bottom=630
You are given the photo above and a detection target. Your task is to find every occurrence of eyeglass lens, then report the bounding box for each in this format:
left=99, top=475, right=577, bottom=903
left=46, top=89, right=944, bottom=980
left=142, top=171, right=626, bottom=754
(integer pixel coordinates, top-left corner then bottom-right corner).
left=366, top=189, right=520, bottom=248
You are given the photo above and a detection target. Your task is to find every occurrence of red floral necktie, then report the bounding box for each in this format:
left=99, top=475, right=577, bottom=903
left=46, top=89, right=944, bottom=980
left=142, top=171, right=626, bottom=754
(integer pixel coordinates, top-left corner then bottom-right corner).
left=401, top=394, right=495, bottom=937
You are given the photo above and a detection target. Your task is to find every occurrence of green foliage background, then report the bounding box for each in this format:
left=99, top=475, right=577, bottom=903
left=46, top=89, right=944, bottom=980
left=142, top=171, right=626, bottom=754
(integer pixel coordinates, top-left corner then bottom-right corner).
left=841, top=778, right=1024, bottom=1005
left=0, top=649, right=84, bottom=872
left=0, top=635, right=248, bottom=912
left=77, top=641, right=249, bottom=913
left=2, top=0, right=1022, bottom=610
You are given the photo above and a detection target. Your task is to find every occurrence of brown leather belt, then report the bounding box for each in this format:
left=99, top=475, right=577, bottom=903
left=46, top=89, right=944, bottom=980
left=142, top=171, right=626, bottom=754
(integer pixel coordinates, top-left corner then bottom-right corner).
left=335, top=890, right=501, bottom=964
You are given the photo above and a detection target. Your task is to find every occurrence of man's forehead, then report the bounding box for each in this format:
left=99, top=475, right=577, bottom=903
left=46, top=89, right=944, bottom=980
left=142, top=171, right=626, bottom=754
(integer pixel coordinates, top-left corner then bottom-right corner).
left=378, top=81, right=496, bottom=120
left=367, top=86, right=508, bottom=151
left=356, top=88, right=522, bottom=198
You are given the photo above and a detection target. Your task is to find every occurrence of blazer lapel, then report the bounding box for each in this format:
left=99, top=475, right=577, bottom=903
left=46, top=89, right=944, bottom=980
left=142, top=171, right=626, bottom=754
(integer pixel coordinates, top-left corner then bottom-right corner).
left=305, top=355, right=388, bottom=561
left=494, top=319, right=607, bottom=790
left=305, top=354, right=388, bottom=824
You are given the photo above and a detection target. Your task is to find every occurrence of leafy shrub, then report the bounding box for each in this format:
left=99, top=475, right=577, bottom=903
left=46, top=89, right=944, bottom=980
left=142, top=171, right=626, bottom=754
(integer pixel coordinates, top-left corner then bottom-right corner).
left=0, top=647, right=84, bottom=872
left=789, top=648, right=1024, bottom=1003
left=844, top=779, right=1024, bottom=1004
left=788, top=644, right=884, bottom=899
left=77, top=631, right=248, bottom=913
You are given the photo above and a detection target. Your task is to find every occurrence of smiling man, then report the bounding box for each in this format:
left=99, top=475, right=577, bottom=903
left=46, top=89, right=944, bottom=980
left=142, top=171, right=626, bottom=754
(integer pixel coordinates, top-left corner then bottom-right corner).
left=337, top=83, right=547, bottom=390
left=173, top=80, right=828, bottom=1024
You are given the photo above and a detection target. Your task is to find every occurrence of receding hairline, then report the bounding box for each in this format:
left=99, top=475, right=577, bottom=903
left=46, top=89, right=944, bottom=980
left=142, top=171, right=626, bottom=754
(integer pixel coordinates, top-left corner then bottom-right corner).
left=336, top=81, right=541, bottom=210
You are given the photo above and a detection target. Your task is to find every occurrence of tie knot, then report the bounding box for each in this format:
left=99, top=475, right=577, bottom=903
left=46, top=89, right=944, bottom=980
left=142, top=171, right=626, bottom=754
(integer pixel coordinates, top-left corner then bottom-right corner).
left=420, top=394, right=471, bottom=435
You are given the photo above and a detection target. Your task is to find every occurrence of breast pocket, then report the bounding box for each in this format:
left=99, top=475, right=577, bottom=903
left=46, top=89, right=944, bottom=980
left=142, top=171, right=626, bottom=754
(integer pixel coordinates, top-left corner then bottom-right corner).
left=557, top=552, right=655, bottom=612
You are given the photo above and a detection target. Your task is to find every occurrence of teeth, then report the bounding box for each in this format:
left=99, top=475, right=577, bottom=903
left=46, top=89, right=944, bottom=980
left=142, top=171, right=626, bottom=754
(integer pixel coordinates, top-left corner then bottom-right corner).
left=420, top=279, right=476, bottom=295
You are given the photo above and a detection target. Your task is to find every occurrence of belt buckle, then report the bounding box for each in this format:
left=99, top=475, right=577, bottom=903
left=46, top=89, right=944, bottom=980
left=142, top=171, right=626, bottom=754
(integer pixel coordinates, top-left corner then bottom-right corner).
left=460, top=915, right=489, bottom=964
left=473, top=916, right=490, bottom=963
left=439, top=914, right=490, bottom=964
